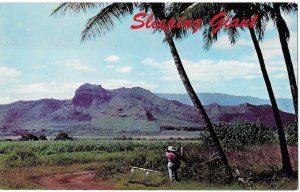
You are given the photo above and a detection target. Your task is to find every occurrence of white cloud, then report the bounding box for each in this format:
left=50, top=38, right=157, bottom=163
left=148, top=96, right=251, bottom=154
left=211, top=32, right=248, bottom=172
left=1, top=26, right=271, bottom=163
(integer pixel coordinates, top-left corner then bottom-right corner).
left=246, top=31, right=297, bottom=79
left=243, top=75, right=258, bottom=80
left=272, top=73, right=288, bottom=79
left=99, top=79, right=156, bottom=90
left=142, top=58, right=161, bottom=67
left=0, top=66, right=22, bottom=84
left=6, top=82, right=82, bottom=103
left=212, top=36, right=252, bottom=49
left=104, top=55, right=120, bottom=62
left=142, top=58, right=174, bottom=71
left=13, top=82, right=79, bottom=94
left=58, top=59, right=95, bottom=72
left=3, top=80, right=157, bottom=104
left=115, top=66, right=132, bottom=73
left=0, top=97, right=16, bottom=104
left=268, top=65, right=286, bottom=72
left=106, top=65, right=115, bottom=69
left=30, top=64, right=47, bottom=69
left=259, top=32, right=297, bottom=60
left=143, top=58, right=263, bottom=82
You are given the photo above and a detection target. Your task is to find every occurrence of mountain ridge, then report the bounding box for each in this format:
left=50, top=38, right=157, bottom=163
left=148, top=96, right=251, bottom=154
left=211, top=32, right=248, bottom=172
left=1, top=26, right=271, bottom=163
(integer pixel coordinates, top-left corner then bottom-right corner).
left=156, top=92, right=294, bottom=113
left=0, top=83, right=295, bottom=136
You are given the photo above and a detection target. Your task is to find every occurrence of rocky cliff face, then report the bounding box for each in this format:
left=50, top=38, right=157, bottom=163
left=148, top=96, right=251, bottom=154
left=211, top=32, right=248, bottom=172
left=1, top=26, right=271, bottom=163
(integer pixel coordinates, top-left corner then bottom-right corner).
left=0, top=84, right=296, bottom=136
left=72, top=83, right=113, bottom=107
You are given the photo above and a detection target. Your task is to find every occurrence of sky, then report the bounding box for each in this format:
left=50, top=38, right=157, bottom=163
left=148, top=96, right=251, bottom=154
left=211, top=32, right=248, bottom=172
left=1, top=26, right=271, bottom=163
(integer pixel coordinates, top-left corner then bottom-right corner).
left=0, top=3, right=298, bottom=104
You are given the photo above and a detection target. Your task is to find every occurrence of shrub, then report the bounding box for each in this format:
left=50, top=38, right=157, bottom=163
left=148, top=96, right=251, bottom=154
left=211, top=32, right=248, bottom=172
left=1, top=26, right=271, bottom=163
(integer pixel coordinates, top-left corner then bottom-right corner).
left=54, top=132, right=73, bottom=141
left=179, top=145, right=227, bottom=183
left=96, top=161, right=128, bottom=179
left=130, top=149, right=165, bottom=171
left=5, top=148, right=39, bottom=167
left=20, top=133, right=39, bottom=141
left=200, top=120, right=277, bottom=148
left=285, top=121, right=297, bottom=146
left=39, top=135, right=47, bottom=140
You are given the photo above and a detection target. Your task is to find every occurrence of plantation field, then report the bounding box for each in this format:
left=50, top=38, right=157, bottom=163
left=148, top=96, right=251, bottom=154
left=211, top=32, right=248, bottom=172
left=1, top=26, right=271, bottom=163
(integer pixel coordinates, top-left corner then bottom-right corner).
left=0, top=138, right=297, bottom=190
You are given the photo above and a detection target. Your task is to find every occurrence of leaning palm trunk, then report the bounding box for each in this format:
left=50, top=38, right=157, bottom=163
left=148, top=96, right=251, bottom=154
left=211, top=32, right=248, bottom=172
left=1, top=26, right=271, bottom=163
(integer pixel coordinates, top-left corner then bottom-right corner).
left=273, top=3, right=298, bottom=118
left=149, top=4, right=233, bottom=181
left=249, top=27, right=293, bottom=176
left=164, top=35, right=233, bottom=181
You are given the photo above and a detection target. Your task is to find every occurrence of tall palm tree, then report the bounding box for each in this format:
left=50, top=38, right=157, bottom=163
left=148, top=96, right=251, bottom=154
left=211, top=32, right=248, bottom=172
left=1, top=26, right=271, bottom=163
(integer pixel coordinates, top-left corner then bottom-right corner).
left=248, top=26, right=293, bottom=176
left=226, top=3, right=293, bottom=176
left=169, top=3, right=293, bottom=176
left=263, top=3, right=298, bottom=118
left=52, top=2, right=234, bottom=180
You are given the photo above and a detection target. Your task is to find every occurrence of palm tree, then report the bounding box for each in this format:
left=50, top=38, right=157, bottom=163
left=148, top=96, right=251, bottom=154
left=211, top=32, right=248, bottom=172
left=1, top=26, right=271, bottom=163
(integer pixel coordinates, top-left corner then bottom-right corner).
left=248, top=26, right=293, bottom=176
left=169, top=3, right=293, bottom=176
left=263, top=3, right=298, bottom=118
left=52, top=2, right=234, bottom=180
left=227, top=3, right=293, bottom=176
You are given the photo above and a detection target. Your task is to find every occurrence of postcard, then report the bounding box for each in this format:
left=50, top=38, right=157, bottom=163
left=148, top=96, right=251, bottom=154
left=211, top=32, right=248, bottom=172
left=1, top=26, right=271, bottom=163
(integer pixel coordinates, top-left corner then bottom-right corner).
left=0, top=2, right=297, bottom=190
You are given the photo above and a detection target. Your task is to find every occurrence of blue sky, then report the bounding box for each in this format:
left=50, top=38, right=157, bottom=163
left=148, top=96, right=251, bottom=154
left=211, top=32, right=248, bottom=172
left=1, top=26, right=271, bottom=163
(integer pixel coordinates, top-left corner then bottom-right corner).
left=0, top=3, right=298, bottom=104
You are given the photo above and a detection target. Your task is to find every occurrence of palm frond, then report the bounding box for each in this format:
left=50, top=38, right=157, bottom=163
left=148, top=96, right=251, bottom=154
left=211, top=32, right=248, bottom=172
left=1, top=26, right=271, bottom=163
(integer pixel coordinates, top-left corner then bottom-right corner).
left=81, top=3, right=135, bottom=41
left=224, top=27, right=240, bottom=45
left=253, top=3, right=269, bottom=41
left=51, top=3, right=105, bottom=16
left=167, top=3, right=224, bottom=41
left=279, top=3, right=298, bottom=14
left=138, top=3, right=152, bottom=13
left=202, top=25, right=218, bottom=50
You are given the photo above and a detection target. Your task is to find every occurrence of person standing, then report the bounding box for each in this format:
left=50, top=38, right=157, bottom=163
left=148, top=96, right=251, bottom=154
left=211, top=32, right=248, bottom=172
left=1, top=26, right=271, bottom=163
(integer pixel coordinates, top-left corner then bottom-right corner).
left=166, top=146, right=179, bottom=181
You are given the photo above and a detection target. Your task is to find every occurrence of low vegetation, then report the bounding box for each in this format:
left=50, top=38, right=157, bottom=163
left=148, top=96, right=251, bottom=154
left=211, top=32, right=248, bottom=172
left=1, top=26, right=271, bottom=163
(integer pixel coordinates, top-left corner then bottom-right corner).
left=0, top=120, right=297, bottom=189
left=285, top=121, right=297, bottom=146
left=200, top=120, right=297, bottom=148
left=54, top=132, right=73, bottom=141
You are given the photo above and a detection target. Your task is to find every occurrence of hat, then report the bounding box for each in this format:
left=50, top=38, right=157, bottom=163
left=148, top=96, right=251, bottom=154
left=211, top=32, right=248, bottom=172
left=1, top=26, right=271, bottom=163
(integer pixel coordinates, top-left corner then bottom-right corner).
left=167, top=146, right=177, bottom=152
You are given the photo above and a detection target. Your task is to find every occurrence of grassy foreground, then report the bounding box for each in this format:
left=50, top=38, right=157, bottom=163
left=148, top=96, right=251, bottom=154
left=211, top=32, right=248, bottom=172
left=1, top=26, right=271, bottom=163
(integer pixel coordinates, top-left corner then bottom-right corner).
left=0, top=139, right=297, bottom=190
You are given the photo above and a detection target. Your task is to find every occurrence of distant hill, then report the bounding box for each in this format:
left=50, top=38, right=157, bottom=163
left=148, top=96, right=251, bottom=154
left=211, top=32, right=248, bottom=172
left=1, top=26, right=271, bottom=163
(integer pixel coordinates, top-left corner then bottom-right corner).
left=156, top=93, right=294, bottom=113
left=0, top=84, right=295, bottom=136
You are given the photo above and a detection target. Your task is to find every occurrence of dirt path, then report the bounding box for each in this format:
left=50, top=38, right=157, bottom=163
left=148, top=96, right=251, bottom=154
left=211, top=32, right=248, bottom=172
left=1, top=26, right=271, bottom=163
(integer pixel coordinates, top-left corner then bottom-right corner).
left=32, top=171, right=116, bottom=190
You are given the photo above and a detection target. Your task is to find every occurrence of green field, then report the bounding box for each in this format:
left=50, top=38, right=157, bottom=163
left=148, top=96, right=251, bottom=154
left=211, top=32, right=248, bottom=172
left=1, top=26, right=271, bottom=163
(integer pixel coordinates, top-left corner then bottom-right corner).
left=0, top=139, right=297, bottom=190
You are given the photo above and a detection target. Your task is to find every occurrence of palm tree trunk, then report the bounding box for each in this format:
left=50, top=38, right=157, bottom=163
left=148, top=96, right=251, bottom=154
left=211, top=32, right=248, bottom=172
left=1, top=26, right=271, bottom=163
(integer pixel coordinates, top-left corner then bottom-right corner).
left=249, top=27, right=293, bottom=176
left=164, top=35, right=233, bottom=181
left=149, top=3, right=233, bottom=181
left=273, top=3, right=298, bottom=118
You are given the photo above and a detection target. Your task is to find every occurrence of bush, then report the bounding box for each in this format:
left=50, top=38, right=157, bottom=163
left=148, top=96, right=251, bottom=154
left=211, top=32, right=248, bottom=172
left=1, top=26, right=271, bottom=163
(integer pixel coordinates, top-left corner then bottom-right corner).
left=285, top=121, right=297, bottom=146
left=20, top=133, right=39, bottom=141
left=179, top=145, right=227, bottom=183
left=54, top=132, right=73, bottom=141
left=39, top=135, right=47, bottom=140
left=5, top=148, right=39, bottom=167
left=96, top=161, right=128, bottom=179
left=200, top=120, right=277, bottom=148
left=130, top=149, right=165, bottom=171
